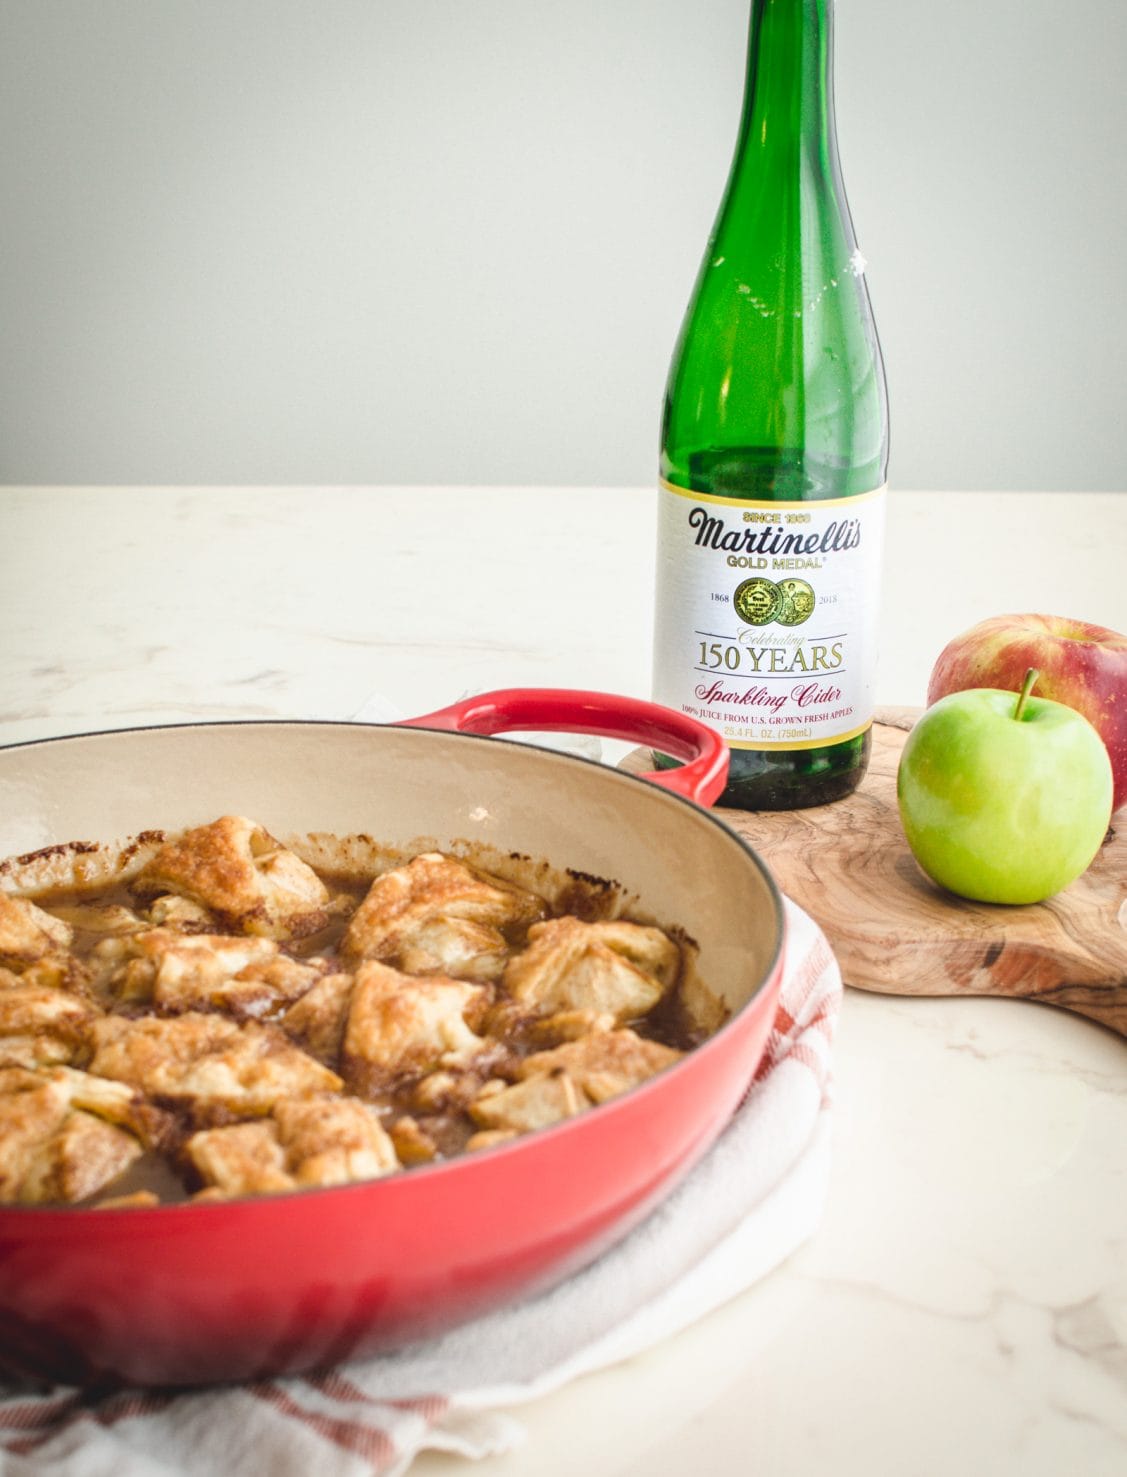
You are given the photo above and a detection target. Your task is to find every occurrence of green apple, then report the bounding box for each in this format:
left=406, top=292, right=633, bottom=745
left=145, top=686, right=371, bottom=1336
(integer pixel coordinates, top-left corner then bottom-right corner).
left=897, top=671, right=1113, bottom=905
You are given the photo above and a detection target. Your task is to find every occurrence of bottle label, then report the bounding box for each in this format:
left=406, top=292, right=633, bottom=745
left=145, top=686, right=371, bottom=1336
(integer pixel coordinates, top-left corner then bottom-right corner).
left=653, top=481, right=887, bottom=750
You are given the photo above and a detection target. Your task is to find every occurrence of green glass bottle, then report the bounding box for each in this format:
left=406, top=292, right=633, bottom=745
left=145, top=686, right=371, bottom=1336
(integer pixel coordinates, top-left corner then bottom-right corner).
left=653, top=0, right=888, bottom=811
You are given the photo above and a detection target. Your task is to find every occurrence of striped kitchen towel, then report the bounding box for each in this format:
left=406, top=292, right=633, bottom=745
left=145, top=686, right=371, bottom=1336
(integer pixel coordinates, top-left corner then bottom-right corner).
left=0, top=897, right=840, bottom=1477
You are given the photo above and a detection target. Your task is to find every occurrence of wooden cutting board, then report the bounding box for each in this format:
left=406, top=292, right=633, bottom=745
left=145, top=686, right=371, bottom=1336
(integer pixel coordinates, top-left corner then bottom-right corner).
left=646, top=710, right=1127, bottom=1037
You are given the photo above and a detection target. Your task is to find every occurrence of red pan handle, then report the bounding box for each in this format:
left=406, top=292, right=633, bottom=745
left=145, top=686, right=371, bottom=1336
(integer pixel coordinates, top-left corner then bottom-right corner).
left=399, top=689, right=729, bottom=808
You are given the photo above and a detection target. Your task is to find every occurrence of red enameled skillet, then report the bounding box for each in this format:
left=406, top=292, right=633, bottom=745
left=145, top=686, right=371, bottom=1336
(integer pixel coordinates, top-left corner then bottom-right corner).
left=0, top=690, right=786, bottom=1388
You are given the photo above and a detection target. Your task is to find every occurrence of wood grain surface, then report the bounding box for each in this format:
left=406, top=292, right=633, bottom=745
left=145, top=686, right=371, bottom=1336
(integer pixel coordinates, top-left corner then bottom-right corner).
left=638, top=710, right=1127, bottom=1036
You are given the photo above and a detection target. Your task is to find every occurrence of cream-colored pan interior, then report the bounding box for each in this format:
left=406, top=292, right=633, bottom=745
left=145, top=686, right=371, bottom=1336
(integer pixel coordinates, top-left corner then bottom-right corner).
left=0, top=722, right=783, bottom=1017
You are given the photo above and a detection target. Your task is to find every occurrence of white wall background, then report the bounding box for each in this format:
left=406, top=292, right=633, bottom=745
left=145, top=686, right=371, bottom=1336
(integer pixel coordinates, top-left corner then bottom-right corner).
left=1, top=0, right=1124, bottom=490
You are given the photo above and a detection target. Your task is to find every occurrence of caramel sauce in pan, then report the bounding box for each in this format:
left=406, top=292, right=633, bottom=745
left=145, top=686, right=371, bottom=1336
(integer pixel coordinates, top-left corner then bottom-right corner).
left=21, top=864, right=706, bottom=1207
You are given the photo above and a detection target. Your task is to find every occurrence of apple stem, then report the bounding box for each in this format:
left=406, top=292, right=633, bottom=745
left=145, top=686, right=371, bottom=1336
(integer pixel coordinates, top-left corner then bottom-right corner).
left=1014, top=668, right=1039, bottom=721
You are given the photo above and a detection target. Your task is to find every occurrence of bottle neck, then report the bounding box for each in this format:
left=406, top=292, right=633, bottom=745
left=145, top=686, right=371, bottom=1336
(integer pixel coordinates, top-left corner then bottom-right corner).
left=736, top=0, right=836, bottom=175
left=660, top=0, right=886, bottom=498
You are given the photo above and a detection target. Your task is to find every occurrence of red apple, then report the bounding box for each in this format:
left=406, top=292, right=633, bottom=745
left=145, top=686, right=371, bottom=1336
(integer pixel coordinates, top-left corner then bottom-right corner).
left=927, top=614, right=1127, bottom=812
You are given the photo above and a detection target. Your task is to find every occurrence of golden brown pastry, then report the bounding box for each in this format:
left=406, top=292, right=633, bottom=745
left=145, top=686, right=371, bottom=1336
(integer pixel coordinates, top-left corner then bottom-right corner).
left=91, top=928, right=322, bottom=1016
left=468, top=1028, right=682, bottom=1135
left=281, top=972, right=355, bottom=1061
left=342, top=853, right=544, bottom=981
left=503, top=917, right=680, bottom=1023
left=343, top=960, right=487, bottom=1077
left=87, top=1012, right=342, bottom=1118
left=185, top=1096, right=398, bottom=1198
left=1, top=818, right=694, bottom=1205
left=132, top=815, right=330, bottom=941
left=0, top=978, right=99, bottom=1069
left=526, top=1029, right=683, bottom=1102
left=0, top=1065, right=148, bottom=1205
left=0, top=893, right=87, bottom=992
left=468, top=1068, right=585, bottom=1135
left=0, top=894, right=73, bottom=970
left=184, top=1120, right=292, bottom=1197
left=387, top=1114, right=439, bottom=1165
left=144, top=895, right=216, bottom=931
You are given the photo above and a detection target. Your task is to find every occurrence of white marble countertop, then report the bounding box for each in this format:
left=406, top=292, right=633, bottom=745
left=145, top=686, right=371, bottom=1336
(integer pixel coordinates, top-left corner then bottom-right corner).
left=1, top=486, right=1125, bottom=1474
